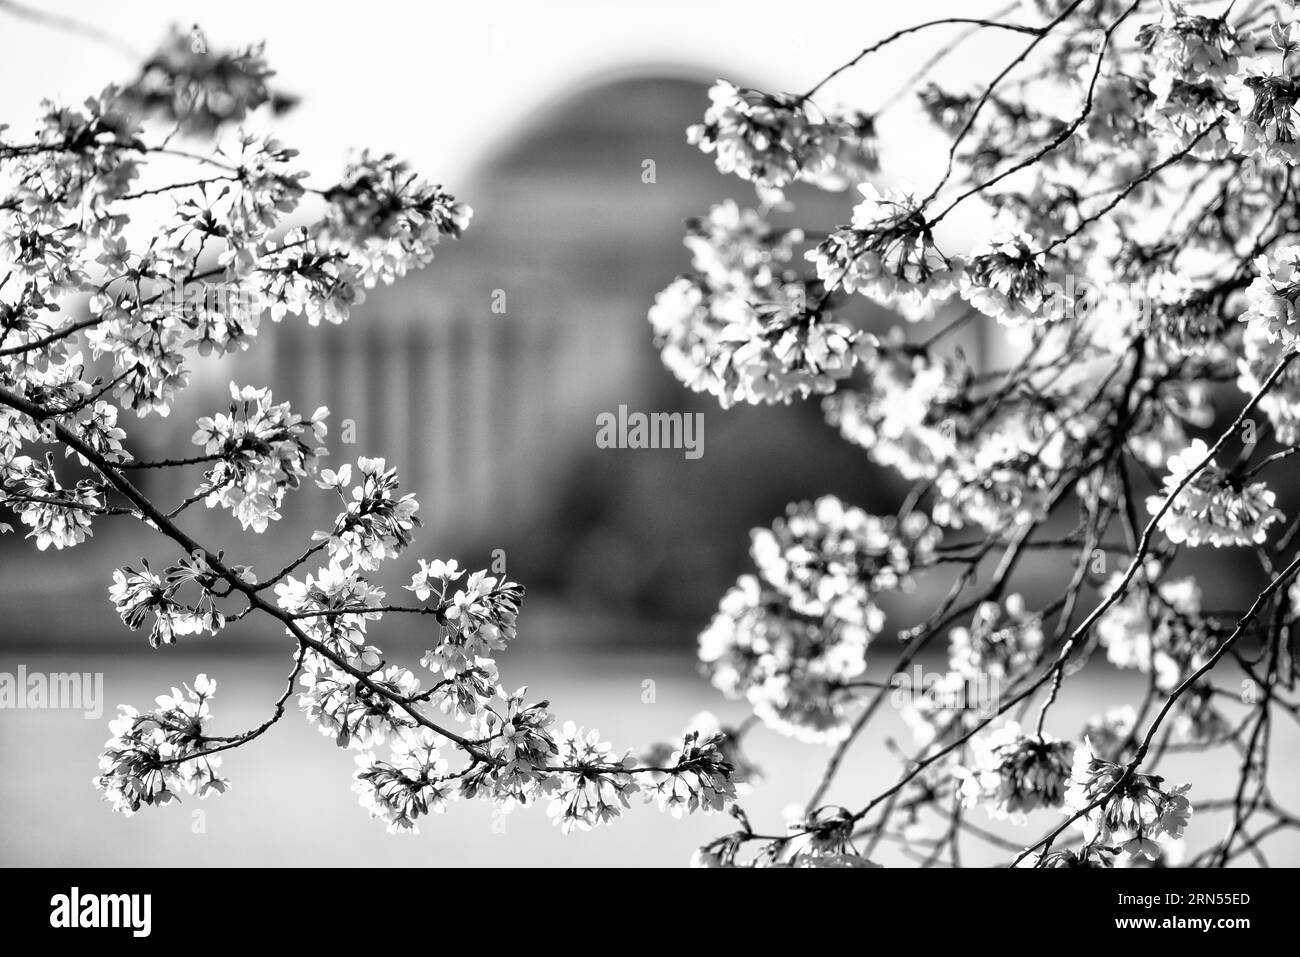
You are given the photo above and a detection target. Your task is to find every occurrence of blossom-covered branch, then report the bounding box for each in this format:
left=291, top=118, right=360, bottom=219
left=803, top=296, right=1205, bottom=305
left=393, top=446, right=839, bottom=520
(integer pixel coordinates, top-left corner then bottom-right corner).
left=0, top=25, right=739, bottom=837
left=657, top=0, right=1300, bottom=867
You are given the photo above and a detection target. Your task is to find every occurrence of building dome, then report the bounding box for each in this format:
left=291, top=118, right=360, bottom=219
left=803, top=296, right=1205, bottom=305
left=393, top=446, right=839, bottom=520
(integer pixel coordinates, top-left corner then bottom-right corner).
left=2, top=72, right=903, bottom=639
left=257, top=72, right=902, bottom=619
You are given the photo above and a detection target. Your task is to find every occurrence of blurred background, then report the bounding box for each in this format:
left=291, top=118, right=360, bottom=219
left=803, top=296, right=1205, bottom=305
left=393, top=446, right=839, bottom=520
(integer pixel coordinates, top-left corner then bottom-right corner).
left=1, top=0, right=1297, bottom=866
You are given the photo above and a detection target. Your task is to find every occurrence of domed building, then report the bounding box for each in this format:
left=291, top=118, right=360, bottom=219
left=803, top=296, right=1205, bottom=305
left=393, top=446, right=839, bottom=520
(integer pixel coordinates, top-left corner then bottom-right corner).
left=267, top=72, right=907, bottom=620
left=1, top=72, right=914, bottom=639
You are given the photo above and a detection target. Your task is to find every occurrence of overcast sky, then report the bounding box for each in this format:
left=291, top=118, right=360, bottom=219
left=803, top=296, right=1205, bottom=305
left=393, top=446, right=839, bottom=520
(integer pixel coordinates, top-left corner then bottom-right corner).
left=0, top=0, right=1010, bottom=241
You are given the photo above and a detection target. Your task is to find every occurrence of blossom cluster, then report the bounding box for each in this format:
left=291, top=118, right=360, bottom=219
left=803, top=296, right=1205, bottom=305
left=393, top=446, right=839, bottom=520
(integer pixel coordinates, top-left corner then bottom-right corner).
left=1146, top=439, right=1282, bottom=547
left=688, top=80, right=878, bottom=203
left=1064, top=739, right=1194, bottom=860
left=948, top=595, right=1044, bottom=683
left=319, top=150, right=472, bottom=288
left=649, top=201, right=862, bottom=407
left=193, top=383, right=329, bottom=533
left=699, top=495, right=940, bottom=742
left=956, top=722, right=1075, bottom=822
left=109, top=555, right=227, bottom=647
left=822, top=329, right=967, bottom=479
left=93, top=675, right=230, bottom=815
left=806, top=183, right=957, bottom=321
left=1095, top=568, right=1214, bottom=692
left=827, top=330, right=1082, bottom=531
